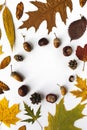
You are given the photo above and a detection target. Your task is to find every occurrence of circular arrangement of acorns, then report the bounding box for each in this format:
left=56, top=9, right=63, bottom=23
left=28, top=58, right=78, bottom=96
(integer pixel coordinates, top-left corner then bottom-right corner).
left=0, top=0, right=87, bottom=130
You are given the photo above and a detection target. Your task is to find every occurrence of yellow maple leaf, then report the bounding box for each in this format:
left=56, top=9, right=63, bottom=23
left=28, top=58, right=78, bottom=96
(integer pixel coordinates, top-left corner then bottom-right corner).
left=71, top=75, right=87, bottom=102
left=0, top=97, right=20, bottom=127
left=0, top=45, right=4, bottom=55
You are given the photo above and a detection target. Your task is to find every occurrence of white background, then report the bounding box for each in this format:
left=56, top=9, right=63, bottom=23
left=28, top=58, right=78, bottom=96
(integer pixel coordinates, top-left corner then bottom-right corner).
left=0, top=0, right=87, bottom=130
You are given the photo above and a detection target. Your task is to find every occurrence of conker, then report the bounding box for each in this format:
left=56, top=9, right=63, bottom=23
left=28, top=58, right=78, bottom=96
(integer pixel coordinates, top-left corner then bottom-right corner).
left=38, top=38, right=49, bottom=46
left=18, top=85, right=29, bottom=96
left=63, top=46, right=72, bottom=56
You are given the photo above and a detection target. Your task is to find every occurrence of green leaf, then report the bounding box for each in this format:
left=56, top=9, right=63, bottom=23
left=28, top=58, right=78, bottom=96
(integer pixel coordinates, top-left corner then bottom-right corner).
left=44, top=98, right=85, bottom=130
left=23, top=102, right=41, bottom=124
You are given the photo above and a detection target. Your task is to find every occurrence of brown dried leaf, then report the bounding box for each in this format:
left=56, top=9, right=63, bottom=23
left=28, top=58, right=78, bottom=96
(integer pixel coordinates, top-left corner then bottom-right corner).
left=79, top=0, right=87, bottom=7
left=19, top=0, right=72, bottom=33
left=0, top=81, right=9, bottom=91
left=16, top=2, right=24, bottom=20
left=18, top=125, right=26, bottom=130
left=0, top=56, right=11, bottom=69
left=3, top=6, right=15, bottom=50
left=68, top=17, right=87, bottom=41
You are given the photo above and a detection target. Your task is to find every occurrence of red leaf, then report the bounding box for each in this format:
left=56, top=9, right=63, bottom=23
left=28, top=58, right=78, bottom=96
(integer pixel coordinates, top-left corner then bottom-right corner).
left=76, top=44, right=87, bottom=70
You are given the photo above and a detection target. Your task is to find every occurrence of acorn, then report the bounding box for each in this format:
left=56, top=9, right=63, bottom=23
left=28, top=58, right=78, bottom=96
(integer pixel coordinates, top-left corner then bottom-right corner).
left=57, top=84, right=67, bottom=96
left=11, top=65, right=24, bottom=82
left=53, top=33, right=61, bottom=48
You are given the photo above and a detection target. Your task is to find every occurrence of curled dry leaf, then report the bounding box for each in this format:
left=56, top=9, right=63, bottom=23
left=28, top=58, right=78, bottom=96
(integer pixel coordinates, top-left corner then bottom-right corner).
left=68, top=16, right=87, bottom=40
left=16, top=2, right=24, bottom=20
left=0, top=56, right=11, bottom=69
left=3, top=6, right=15, bottom=50
left=0, top=80, right=9, bottom=91
left=18, top=125, right=26, bottom=130
left=79, top=0, right=87, bottom=7
left=76, top=44, right=87, bottom=71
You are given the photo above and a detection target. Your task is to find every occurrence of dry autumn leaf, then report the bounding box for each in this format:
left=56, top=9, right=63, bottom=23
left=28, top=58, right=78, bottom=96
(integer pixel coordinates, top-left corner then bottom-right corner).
left=0, top=4, right=3, bottom=11
left=0, top=56, right=11, bottom=69
left=71, top=75, right=87, bottom=102
left=44, top=98, right=85, bottom=130
left=68, top=17, right=87, bottom=41
left=19, top=0, right=72, bottom=33
left=76, top=44, right=87, bottom=71
left=18, top=125, right=26, bottom=130
left=0, top=97, right=20, bottom=127
left=0, top=29, right=2, bottom=39
left=0, top=45, right=4, bottom=55
left=3, top=6, right=15, bottom=50
left=79, top=0, right=87, bottom=7
left=0, top=80, right=9, bottom=91
left=16, top=2, right=24, bottom=20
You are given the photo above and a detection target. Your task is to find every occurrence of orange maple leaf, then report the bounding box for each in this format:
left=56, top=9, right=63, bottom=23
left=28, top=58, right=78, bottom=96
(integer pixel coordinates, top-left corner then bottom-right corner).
left=71, top=75, right=87, bottom=102
left=19, top=0, right=72, bottom=33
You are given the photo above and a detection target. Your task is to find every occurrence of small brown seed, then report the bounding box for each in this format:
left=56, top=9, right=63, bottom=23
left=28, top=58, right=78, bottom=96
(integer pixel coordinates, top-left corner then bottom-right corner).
left=38, top=38, right=49, bottom=46
left=14, top=55, right=24, bottom=62
left=11, top=72, right=24, bottom=82
left=23, top=42, right=32, bottom=52
left=46, top=94, right=57, bottom=103
left=60, top=86, right=67, bottom=96
left=63, top=46, right=72, bottom=56
left=18, top=85, right=29, bottom=97
left=69, top=75, right=75, bottom=82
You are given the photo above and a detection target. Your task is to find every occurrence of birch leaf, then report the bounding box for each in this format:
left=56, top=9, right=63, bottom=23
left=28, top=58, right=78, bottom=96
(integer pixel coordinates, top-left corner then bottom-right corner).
left=3, top=6, right=15, bottom=50
left=44, top=98, right=85, bottom=130
left=0, top=97, right=20, bottom=127
left=0, top=45, right=4, bottom=55
left=0, top=56, right=11, bottom=69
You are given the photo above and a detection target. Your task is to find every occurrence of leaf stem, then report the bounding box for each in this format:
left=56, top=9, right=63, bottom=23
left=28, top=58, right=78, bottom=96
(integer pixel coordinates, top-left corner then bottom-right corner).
left=82, top=61, right=85, bottom=71
left=36, top=120, right=43, bottom=130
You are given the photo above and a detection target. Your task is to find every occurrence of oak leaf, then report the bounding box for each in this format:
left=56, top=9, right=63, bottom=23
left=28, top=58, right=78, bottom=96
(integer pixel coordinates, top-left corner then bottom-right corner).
left=44, top=98, right=85, bottom=130
left=71, top=75, right=87, bottom=102
left=19, top=0, right=72, bottom=33
left=79, top=0, right=87, bottom=7
left=3, top=6, right=15, bottom=50
left=76, top=44, right=87, bottom=71
left=0, top=97, right=20, bottom=127
left=0, top=56, right=11, bottom=69
left=0, top=45, right=4, bottom=55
